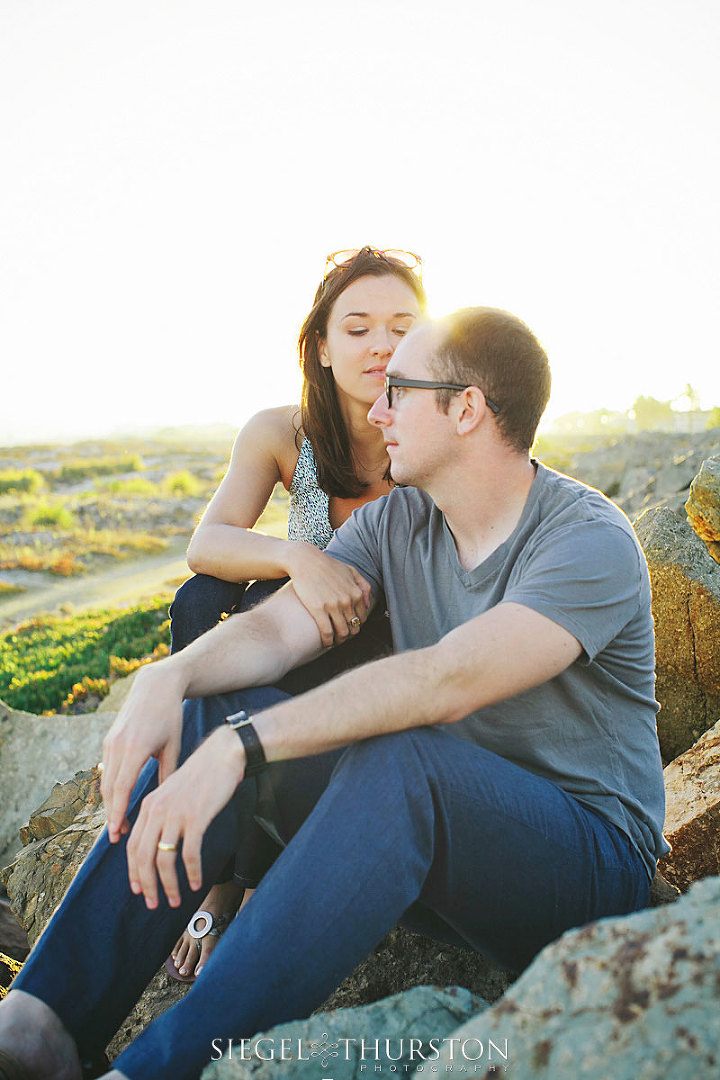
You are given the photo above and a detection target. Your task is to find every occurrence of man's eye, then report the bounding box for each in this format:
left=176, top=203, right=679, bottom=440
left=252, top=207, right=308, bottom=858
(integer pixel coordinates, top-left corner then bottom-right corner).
left=393, top=386, right=406, bottom=400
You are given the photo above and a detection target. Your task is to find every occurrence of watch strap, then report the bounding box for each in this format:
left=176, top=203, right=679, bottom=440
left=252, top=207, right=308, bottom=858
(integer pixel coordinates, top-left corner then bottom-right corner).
left=225, top=710, right=267, bottom=777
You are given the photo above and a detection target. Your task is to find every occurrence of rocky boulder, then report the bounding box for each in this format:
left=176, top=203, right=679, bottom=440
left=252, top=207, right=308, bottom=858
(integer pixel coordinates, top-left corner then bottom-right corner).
left=201, top=985, right=488, bottom=1080
left=1, top=767, right=107, bottom=945
left=633, top=505, right=720, bottom=761
left=430, top=875, right=720, bottom=1078
left=685, top=452, right=720, bottom=564
left=660, top=718, right=720, bottom=892
left=0, top=951, right=22, bottom=1001
left=555, top=430, right=720, bottom=517
left=0, top=697, right=115, bottom=867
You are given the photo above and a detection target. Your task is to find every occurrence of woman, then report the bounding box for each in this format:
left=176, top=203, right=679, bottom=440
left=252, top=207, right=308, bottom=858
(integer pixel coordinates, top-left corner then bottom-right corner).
left=168, top=247, right=427, bottom=979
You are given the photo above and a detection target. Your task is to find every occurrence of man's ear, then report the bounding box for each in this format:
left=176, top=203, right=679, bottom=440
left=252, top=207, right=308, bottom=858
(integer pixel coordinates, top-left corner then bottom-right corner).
left=455, top=387, right=486, bottom=435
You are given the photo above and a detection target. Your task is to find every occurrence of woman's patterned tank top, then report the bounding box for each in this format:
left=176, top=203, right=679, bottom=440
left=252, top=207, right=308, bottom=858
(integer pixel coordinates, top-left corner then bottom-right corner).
left=287, top=437, right=333, bottom=550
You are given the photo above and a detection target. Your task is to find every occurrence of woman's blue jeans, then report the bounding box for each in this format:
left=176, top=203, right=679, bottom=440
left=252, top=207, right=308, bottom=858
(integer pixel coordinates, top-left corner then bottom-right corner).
left=168, top=573, right=396, bottom=887
left=13, top=686, right=651, bottom=1080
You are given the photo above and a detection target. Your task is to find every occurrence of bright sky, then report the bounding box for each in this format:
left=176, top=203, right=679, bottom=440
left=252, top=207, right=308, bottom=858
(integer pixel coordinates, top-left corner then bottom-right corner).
left=2, top=0, right=719, bottom=445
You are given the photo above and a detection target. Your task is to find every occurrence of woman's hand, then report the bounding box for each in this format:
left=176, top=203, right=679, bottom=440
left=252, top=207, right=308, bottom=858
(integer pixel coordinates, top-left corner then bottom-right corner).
left=284, top=542, right=372, bottom=648
left=125, top=726, right=245, bottom=908
left=101, top=661, right=186, bottom=844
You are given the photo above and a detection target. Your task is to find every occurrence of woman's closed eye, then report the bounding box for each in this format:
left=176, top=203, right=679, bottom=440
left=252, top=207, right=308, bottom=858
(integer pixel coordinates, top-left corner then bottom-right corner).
left=347, top=322, right=413, bottom=340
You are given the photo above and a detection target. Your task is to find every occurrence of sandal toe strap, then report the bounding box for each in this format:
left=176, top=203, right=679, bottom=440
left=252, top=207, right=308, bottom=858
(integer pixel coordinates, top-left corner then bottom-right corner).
left=187, top=909, right=233, bottom=941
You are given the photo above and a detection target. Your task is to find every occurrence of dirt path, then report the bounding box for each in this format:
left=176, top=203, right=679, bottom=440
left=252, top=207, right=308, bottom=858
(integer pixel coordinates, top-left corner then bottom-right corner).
left=0, top=536, right=191, bottom=630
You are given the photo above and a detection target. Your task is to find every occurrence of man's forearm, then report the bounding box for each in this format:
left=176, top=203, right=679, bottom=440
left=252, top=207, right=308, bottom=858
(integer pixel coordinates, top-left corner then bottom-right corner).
left=165, top=586, right=325, bottom=699
left=251, top=645, right=444, bottom=763
left=227, top=601, right=582, bottom=770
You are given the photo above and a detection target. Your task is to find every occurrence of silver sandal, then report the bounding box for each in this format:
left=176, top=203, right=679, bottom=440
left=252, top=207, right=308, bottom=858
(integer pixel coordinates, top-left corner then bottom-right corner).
left=165, top=909, right=231, bottom=983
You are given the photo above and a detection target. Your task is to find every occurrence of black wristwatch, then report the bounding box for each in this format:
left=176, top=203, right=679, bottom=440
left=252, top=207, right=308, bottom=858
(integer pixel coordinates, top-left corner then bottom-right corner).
left=225, top=710, right=267, bottom=777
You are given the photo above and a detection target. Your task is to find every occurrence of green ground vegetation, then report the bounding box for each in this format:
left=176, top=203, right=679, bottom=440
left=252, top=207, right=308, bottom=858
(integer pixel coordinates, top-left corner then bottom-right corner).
left=0, top=435, right=292, bottom=715
left=0, top=437, right=234, bottom=576
left=0, top=469, right=45, bottom=495
left=0, top=597, right=172, bottom=715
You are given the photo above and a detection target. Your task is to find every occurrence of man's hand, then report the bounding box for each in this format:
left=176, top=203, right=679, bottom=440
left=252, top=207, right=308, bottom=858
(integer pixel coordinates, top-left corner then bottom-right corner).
left=100, top=660, right=186, bottom=843
left=125, top=726, right=245, bottom=908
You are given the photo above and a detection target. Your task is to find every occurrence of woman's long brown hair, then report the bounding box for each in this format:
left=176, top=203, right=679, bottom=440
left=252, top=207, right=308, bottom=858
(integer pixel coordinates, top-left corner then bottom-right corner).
left=298, top=248, right=427, bottom=498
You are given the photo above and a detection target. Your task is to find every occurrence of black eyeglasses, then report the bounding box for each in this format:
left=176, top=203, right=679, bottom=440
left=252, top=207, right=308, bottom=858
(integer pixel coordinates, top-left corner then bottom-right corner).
left=323, top=248, right=422, bottom=284
left=385, top=375, right=501, bottom=414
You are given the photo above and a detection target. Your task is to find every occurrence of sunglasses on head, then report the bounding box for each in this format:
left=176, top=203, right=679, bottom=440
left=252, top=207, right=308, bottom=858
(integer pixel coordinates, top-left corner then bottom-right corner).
left=323, top=248, right=422, bottom=285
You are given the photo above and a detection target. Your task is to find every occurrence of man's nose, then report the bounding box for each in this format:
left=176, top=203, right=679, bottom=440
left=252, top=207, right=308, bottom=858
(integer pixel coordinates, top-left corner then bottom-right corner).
left=368, top=392, right=390, bottom=427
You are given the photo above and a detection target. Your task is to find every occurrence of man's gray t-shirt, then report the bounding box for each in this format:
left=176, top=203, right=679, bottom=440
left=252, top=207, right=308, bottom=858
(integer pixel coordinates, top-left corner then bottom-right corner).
left=326, top=462, right=668, bottom=879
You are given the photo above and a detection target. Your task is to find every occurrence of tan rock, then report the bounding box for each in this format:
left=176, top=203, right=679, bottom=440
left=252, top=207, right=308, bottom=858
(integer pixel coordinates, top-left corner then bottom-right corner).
left=686, top=452, right=720, bottom=563
left=0, top=762, right=190, bottom=1058
left=633, top=505, right=720, bottom=760
left=659, top=719, right=720, bottom=892
left=1, top=951, right=23, bottom=1000
left=101, top=671, right=138, bottom=714
left=18, top=768, right=104, bottom=845
left=0, top=698, right=115, bottom=866
left=1, top=768, right=106, bottom=945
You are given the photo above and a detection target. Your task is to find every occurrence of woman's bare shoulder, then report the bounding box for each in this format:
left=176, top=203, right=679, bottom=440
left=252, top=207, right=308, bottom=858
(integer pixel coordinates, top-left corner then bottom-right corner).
left=234, top=405, right=303, bottom=484
left=239, top=405, right=300, bottom=447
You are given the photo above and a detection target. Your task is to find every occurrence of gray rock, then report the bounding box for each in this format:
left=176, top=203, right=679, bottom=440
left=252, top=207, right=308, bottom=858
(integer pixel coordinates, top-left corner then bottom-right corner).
left=654, top=458, right=697, bottom=498
left=430, top=875, right=720, bottom=1078
left=201, top=985, right=489, bottom=1080
left=0, top=698, right=115, bottom=866
left=556, top=431, right=720, bottom=518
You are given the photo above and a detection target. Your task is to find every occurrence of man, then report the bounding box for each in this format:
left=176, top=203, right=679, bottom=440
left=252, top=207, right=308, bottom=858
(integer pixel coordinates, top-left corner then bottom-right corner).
left=0, top=308, right=668, bottom=1080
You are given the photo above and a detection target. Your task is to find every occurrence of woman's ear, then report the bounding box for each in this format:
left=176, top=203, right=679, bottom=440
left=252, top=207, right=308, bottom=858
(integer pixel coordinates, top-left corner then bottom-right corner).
left=317, top=333, right=331, bottom=369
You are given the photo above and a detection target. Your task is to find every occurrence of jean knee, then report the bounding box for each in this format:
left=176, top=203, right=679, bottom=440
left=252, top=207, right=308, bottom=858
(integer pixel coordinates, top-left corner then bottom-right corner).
left=334, top=728, right=439, bottom=785
left=170, top=574, right=247, bottom=652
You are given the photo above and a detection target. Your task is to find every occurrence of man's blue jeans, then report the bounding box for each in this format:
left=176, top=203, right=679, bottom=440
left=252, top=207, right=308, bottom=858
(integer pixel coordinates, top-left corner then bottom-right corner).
left=14, top=688, right=650, bottom=1080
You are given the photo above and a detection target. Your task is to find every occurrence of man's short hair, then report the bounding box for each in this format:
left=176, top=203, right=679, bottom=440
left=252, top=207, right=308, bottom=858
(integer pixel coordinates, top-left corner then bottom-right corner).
left=431, top=307, right=551, bottom=452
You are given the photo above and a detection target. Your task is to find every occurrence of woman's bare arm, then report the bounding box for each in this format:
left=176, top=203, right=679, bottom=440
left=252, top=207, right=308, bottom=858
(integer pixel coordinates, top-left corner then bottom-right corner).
left=186, top=406, right=299, bottom=582
left=184, top=406, right=371, bottom=644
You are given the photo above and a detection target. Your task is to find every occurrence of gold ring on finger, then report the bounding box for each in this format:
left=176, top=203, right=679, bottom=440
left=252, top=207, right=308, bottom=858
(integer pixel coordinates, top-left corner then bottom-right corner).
left=350, top=616, right=361, bottom=629
left=157, top=840, right=178, bottom=852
